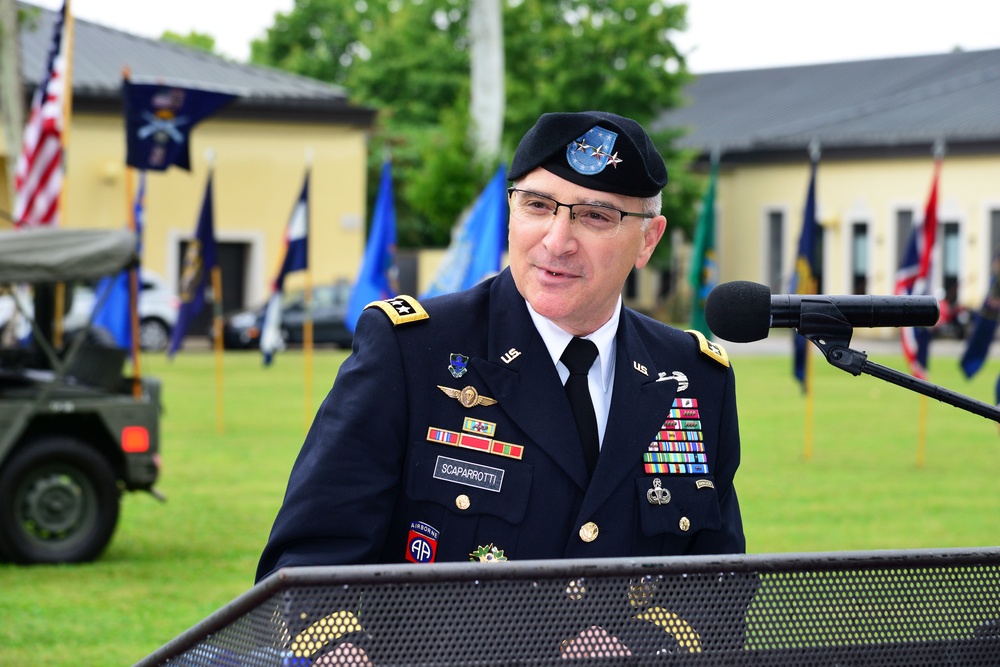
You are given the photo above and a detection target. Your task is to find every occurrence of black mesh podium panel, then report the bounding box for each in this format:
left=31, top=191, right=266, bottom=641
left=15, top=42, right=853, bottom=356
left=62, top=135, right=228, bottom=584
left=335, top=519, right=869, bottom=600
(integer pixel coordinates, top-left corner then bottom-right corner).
left=135, top=548, right=1000, bottom=666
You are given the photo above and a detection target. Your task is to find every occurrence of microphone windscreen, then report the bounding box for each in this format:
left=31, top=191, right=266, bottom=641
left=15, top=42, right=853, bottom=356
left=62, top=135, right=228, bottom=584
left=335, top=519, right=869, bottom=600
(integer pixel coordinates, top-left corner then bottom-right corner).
left=705, top=281, right=772, bottom=343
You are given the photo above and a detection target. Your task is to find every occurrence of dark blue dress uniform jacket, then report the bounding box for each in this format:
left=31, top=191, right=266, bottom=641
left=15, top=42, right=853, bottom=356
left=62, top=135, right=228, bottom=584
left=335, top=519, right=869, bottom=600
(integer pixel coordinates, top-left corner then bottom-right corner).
left=256, top=268, right=745, bottom=582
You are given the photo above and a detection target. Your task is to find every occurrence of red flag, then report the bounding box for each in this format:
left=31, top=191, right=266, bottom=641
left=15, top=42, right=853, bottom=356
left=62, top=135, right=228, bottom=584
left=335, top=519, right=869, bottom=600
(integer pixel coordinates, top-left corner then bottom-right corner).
left=14, top=2, right=70, bottom=228
left=894, top=159, right=941, bottom=379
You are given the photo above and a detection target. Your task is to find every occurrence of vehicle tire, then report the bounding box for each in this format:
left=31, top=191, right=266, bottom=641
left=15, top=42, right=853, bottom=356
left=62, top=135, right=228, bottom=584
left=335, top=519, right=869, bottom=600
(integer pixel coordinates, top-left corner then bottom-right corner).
left=139, top=317, right=171, bottom=351
left=0, top=437, right=121, bottom=564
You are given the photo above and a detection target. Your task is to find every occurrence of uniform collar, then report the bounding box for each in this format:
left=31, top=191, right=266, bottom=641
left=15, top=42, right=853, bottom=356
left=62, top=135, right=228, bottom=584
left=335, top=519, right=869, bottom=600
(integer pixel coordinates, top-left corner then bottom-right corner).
left=525, top=297, right=620, bottom=392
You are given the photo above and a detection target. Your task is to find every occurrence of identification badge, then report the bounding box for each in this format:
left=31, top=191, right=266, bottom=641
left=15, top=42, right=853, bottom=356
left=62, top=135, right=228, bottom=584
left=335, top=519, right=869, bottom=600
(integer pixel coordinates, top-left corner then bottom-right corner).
left=433, top=455, right=504, bottom=492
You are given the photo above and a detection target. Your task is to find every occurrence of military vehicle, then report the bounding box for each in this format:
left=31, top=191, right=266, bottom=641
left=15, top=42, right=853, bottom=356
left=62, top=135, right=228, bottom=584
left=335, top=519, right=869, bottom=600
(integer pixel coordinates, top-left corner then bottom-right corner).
left=0, top=228, right=163, bottom=564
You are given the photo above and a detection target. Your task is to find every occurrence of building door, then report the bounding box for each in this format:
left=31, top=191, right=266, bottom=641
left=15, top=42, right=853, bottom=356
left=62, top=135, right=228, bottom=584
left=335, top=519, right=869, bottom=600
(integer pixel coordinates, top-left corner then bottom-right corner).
left=176, top=240, right=249, bottom=339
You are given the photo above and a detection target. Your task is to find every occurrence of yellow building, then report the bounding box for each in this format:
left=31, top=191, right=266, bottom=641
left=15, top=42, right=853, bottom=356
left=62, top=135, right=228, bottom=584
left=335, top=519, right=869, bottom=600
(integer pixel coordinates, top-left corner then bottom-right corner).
left=3, top=5, right=376, bottom=330
left=658, top=49, right=1000, bottom=320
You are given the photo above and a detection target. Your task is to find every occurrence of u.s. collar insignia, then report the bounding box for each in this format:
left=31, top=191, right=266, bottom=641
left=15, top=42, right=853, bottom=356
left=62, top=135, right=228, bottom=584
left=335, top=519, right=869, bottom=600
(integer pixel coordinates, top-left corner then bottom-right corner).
left=437, top=385, right=497, bottom=408
left=448, top=353, right=469, bottom=378
left=470, top=544, right=507, bottom=562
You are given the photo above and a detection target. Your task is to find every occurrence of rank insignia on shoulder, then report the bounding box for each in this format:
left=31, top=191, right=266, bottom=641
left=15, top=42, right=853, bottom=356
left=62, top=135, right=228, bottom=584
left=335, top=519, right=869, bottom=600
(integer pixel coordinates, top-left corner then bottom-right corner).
left=685, top=329, right=730, bottom=367
left=471, top=544, right=508, bottom=562
left=364, top=295, right=429, bottom=325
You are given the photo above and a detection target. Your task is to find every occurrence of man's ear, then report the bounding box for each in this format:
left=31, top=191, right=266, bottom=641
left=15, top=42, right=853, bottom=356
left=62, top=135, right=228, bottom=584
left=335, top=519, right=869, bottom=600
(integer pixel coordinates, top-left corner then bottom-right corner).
left=635, top=216, right=667, bottom=270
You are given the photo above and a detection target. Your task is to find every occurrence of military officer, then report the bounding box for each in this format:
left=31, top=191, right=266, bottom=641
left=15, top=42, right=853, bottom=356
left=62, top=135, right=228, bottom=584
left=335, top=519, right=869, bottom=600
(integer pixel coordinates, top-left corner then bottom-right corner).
left=257, top=110, right=748, bottom=660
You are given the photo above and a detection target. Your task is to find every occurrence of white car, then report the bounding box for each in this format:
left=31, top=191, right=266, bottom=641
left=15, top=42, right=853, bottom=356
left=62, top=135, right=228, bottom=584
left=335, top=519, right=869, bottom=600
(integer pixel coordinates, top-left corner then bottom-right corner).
left=0, top=271, right=179, bottom=352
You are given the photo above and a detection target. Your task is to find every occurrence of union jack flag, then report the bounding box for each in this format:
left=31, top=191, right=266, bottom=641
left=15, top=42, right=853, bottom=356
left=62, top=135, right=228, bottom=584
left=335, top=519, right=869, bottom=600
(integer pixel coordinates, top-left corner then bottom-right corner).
left=894, top=159, right=942, bottom=380
left=14, top=2, right=70, bottom=227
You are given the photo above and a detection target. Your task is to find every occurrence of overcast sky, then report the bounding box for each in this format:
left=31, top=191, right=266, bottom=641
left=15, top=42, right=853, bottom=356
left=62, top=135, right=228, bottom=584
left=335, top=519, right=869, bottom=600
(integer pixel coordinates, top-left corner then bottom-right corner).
left=30, top=0, right=1000, bottom=73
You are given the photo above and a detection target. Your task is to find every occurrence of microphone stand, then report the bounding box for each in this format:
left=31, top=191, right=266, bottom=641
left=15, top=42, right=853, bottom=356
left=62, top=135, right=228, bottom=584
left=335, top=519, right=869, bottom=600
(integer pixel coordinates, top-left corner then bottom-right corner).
left=796, top=298, right=1000, bottom=423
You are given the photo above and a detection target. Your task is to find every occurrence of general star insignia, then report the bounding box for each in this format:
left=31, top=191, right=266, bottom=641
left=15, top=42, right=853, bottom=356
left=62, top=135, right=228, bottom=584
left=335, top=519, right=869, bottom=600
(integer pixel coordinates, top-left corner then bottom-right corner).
left=437, top=385, right=498, bottom=408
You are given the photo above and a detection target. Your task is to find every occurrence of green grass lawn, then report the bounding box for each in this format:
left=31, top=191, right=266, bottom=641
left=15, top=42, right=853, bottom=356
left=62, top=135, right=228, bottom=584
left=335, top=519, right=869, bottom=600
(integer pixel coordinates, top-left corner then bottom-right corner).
left=1, top=337, right=999, bottom=666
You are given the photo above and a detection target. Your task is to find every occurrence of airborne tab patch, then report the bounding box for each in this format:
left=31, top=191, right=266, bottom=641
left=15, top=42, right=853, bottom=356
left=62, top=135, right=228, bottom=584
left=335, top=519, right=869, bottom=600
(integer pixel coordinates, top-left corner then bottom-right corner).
left=685, top=330, right=730, bottom=367
left=364, top=295, right=429, bottom=325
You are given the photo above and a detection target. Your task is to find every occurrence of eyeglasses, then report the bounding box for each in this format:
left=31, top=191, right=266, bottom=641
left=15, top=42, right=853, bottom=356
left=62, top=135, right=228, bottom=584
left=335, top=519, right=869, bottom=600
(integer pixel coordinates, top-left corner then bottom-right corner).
left=506, top=188, right=653, bottom=239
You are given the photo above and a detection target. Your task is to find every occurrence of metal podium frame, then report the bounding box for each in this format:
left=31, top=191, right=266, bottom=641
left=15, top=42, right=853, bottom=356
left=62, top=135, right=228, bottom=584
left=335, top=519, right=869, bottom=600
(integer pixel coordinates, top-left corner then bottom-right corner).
left=136, top=546, right=1000, bottom=666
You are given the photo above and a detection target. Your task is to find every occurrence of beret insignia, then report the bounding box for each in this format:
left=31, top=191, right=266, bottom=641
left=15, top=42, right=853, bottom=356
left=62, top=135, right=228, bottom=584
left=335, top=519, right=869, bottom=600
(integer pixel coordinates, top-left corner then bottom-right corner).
left=364, top=295, right=429, bottom=325
left=685, top=329, right=730, bottom=367
left=508, top=111, right=667, bottom=198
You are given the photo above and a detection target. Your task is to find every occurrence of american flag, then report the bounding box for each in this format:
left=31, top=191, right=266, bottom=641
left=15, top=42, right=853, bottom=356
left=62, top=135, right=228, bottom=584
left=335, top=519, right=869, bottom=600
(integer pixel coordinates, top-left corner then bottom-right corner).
left=14, top=1, right=71, bottom=228
left=894, top=159, right=942, bottom=379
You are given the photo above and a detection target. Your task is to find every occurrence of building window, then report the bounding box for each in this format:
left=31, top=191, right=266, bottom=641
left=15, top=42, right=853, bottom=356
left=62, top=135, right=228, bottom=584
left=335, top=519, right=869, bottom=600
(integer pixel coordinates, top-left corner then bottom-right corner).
left=767, top=210, right=783, bottom=292
left=896, top=209, right=914, bottom=270
left=812, top=227, right=825, bottom=294
left=989, top=209, right=1000, bottom=277
left=851, top=222, right=869, bottom=295
left=942, top=221, right=960, bottom=302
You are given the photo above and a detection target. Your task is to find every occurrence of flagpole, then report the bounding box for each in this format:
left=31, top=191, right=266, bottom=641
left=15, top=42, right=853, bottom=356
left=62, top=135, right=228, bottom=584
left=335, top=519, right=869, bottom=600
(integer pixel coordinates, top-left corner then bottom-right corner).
left=205, top=149, right=225, bottom=434
left=800, top=140, right=821, bottom=461
left=126, top=167, right=143, bottom=398
left=55, top=0, right=74, bottom=226
left=303, top=271, right=313, bottom=429
left=53, top=0, right=75, bottom=349
left=915, top=140, right=945, bottom=467
left=212, top=263, right=225, bottom=434
left=120, top=68, right=143, bottom=398
left=302, top=154, right=314, bottom=429
left=804, top=320, right=814, bottom=461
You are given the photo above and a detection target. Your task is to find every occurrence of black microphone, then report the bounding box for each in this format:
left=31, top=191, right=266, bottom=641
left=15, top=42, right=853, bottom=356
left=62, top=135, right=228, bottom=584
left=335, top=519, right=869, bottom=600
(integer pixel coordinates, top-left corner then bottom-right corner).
left=705, top=280, right=941, bottom=343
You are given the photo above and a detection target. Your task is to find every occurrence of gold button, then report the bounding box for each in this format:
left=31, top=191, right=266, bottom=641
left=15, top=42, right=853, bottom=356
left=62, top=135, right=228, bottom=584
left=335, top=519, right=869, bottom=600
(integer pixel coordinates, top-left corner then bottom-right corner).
left=579, top=522, right=599, bottom=542
left=679, top=516, right=691, bottom=532
left=456, top=494, right=471, bottom=510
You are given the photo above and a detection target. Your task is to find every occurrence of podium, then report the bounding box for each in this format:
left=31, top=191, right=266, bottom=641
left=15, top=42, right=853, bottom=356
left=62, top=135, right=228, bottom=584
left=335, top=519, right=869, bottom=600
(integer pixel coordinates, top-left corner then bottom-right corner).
left=135, top=547, right=1000, bottom=666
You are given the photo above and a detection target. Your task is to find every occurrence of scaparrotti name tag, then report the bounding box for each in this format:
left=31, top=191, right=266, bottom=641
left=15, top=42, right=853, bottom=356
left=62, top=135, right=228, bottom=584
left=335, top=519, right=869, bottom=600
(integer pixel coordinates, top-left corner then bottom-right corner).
left=433, top=456, right=504, bottom=492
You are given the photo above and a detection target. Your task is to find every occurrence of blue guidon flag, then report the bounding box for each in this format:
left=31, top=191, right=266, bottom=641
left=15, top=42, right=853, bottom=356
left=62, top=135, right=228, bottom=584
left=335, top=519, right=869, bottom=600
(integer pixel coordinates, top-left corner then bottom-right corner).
left=123, top=79, right=237, bottom=171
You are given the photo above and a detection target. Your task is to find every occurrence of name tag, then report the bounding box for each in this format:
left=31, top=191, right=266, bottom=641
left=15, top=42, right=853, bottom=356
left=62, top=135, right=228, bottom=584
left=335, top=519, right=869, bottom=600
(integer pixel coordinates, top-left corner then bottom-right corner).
left=433, top=456, right=504, bottom=492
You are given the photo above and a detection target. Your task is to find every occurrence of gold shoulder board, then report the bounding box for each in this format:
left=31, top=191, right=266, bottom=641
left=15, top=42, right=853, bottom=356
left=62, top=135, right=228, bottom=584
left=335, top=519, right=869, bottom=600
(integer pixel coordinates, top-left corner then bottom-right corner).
left=685, top=329, right=730, bottom=367
left=364, top=295, right=429, bottom=325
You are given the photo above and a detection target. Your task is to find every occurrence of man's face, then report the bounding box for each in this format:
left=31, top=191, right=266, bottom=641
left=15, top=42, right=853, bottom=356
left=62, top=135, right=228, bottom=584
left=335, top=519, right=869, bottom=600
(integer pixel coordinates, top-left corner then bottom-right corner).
left=507, top=168, right=666, bottom=336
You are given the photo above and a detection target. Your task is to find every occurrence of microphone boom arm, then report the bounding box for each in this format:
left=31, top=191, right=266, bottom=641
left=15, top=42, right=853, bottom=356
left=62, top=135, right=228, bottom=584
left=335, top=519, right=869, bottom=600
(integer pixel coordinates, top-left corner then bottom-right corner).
left=797, top=297, right=1000, bottom=423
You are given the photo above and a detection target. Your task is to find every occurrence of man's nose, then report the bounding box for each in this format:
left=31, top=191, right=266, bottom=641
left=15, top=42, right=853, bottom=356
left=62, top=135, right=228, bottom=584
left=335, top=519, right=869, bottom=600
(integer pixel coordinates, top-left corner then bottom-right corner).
left=542, top=207, right=579, bottom=253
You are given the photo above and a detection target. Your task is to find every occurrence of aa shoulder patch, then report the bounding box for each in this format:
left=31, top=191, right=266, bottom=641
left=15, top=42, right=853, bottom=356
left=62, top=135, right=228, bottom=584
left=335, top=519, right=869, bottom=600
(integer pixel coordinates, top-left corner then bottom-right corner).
left=364, top=295, right=429, bottom=325
left=685, top=329, right=730, bottom=368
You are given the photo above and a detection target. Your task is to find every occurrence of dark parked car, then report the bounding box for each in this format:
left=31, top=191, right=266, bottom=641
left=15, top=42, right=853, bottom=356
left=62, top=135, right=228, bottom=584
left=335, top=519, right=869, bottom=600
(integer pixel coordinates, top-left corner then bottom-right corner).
left=215, top=280, right=354, bottom=349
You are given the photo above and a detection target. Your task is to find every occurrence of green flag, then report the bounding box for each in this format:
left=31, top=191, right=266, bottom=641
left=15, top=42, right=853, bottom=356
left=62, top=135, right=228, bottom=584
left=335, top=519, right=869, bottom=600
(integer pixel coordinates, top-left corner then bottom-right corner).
left=689, top=158, right=719, bottom=338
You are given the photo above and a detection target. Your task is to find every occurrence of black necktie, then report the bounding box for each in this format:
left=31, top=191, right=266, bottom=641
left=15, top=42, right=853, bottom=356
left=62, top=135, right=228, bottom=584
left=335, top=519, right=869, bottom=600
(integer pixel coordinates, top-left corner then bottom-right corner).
left=561, top=336, right=600, bottom=477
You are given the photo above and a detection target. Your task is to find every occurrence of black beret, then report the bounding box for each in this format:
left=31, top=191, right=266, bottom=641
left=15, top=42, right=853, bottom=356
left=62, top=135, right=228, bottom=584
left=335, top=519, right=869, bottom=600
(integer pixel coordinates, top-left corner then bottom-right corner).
left=508, top=111, right=668, bottom=198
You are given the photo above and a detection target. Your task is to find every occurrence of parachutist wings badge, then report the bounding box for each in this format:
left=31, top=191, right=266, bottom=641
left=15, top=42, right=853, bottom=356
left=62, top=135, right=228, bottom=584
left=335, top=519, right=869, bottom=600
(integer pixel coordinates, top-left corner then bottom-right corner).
left=437, top=385, right=498, bottom=409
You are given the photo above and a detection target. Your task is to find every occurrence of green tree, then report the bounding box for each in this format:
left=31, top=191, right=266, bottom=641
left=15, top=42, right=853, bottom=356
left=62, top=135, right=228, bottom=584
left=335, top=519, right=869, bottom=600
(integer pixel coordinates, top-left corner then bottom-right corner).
left=252, top=0, right=701, bottom=263
left=161, top=30, right=218, bottom=55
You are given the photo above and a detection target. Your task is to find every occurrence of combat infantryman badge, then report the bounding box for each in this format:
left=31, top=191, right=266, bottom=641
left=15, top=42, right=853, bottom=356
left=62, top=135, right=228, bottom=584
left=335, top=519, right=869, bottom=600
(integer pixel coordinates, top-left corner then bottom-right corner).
left=471, top=544, right=507, bottom=562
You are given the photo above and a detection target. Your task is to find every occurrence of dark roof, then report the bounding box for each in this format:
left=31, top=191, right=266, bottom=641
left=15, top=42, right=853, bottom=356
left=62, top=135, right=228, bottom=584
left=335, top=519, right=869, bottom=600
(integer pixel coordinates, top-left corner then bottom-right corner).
left=656, top=48, right=1000, bottom=161
left=17, top=2, right=376, bottom=125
